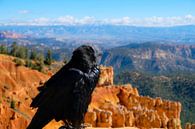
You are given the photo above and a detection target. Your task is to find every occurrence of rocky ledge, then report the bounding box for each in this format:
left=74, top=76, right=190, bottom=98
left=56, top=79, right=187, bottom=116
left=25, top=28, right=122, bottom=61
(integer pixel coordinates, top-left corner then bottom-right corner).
left=84, top=66, right=182, bottom=129
left=0, top=55, right=184, bottom=129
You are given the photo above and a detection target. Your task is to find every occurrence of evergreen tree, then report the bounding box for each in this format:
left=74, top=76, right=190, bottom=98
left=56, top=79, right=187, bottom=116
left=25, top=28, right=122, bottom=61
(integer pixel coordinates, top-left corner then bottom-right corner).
left=25, top=58, right=33, bottom=68
left=34, top=52, right=45, bottom=72
left=44, top=49, right=52, bottom=65
left=30, top=50, right=37, bottom=60
left=36, top=52, right=44, bottom=62
left=10, top=42, right=18, bottom=56
left=13, top=58, right=24, bottom=66
left=0, top=45, right=8, bottom=54
left=16, top=46, right=28, bottom=59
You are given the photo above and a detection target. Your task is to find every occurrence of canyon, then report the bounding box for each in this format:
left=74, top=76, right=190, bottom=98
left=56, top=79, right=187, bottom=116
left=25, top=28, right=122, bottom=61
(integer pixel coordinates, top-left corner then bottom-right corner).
left=0, top=54, right=193, bottom=129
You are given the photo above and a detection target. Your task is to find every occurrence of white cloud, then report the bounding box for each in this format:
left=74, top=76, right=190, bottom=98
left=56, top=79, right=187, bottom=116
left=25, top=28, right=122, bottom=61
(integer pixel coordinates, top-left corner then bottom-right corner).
left=55, top=15, right=76, bottom=25
left=18, top=10, right=30, bottom=14
left=1, top=14, right=195, bottom=26
left=102, top=15, right=195, bottom=26
left=78, top=16, right=96, bottom=24
left=33, top=17, right=50, bottom=25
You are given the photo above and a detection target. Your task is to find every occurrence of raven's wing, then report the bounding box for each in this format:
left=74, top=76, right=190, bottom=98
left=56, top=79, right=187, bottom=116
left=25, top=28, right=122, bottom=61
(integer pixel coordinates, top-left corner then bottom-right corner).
left=30, top=66, right=100, bottom=122
left=27, top=68, right=86, bottom=129
left=70, top=66, right=100, bottom=122
left=30, top=67, right=84, bottom=109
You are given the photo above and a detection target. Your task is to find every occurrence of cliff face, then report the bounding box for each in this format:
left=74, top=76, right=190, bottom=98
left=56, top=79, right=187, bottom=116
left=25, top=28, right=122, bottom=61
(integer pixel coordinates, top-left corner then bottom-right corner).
left=0, top=55, right=182, bottom=129
left=84, top=66, right=182, bottom=129
left=101, top=43, right=195, bottom=73
left=0, top=54, right=49, bottom=129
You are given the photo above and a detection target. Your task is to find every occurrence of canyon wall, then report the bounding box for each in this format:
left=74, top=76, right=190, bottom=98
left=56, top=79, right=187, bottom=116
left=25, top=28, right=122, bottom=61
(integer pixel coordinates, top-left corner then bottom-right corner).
left=85, top=66, right=182, bottom=129
left=0, top=55, right=183, bottom=129
left=0, top=55, right=49, bottom=129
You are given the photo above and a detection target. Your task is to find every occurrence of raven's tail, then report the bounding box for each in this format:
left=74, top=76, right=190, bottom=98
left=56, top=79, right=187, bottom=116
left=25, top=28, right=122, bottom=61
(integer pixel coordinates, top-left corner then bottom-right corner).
left=27, top=109, right=53, bottom=129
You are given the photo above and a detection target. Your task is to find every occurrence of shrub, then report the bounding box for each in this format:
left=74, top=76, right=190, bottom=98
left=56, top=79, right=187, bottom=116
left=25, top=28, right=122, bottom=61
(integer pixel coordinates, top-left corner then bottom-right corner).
left=25, top=59, right=33, bottom=68
left=10, top=100, right=16, bottom=109
left=44, top=49, right=52, bottom=65
left=0, top=45, right=8, bottom=54
left=13, top=58, right=24, bottom=66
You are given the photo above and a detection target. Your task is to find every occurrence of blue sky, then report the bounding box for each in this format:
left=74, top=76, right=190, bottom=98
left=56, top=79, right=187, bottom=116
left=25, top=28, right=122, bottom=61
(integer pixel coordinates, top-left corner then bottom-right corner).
left=0, top=0, right=195, bottom=26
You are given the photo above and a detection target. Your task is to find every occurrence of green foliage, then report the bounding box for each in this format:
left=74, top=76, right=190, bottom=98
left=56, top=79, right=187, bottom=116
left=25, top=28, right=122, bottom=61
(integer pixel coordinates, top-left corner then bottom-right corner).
left=10, top=42, right=28, bottom=59
left=13, top=58, right=24, bottom=66
left=30, top=50, right=37, bottom=60
left=115, top=71, right=195, bottom=127
left=7, top=43, right=46, bottom=72
left=0, top=42, right=57, bottom=73
left=32, top=61, right=44, bottom=72
left=0, top=45, right=8, bottom=54
left=25, top=59, right=33, bottom=68
left=30, top=53, right=45, bottom=72
left=36, top=52, right=44, bottom=62
left=10, top=42, right=18, bottom=56
left=25, top=58, right=44, bottom=72
left=16, top=46, right=28, bottom=59
left=44, top=49, right=52, bottom=65
left=10, top=100, right=16, bottom=109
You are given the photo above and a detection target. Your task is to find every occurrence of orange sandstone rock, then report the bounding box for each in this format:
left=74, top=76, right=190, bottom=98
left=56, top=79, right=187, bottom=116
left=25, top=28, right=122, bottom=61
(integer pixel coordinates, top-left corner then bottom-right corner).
left=85, top=66, right=182, bottom=129
left=191, top=124, right=195, bottom=129
left=97, top=66, right=113, bottom=86
left=0, top=55, right=49, bottom=129
left=125, top=111, right=135, bottom=127
left=185, top=123, right=191, bottom=129
left=85, top=111, right=97, bottom=127
left=0, top=56, right=182, bottom=129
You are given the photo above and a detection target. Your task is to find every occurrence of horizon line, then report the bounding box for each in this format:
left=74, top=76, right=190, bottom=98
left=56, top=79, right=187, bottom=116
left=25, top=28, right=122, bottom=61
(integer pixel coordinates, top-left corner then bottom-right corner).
left=0, top=15, right=195, bottom=27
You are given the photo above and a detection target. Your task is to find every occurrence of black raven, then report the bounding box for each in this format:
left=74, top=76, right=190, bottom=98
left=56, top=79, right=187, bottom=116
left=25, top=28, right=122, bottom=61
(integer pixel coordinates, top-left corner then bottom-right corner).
left=27, top=45, right=100, bottom=129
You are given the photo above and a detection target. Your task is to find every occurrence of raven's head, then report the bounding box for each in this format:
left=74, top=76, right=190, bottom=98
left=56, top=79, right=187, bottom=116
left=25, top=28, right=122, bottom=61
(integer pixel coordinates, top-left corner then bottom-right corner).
left=71, top=45, right=101, bottom=72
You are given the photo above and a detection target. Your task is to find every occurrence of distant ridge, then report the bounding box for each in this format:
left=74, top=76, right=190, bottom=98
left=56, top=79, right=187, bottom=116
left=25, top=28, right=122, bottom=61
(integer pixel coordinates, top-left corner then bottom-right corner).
left=101, top=43, right=195, bottom=73
left=0, top=25, right=195, bottom=44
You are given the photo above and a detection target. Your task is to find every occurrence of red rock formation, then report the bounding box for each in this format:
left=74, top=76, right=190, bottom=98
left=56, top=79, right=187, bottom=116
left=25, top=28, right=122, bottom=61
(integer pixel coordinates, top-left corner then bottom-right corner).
left=0, top=54, right=49, bottom=129
left=98, top=66, right=114, bottom=86
left=85, top=66, right=182, bottom=129
left=192, top=124, right=195, bottom=129
left=0, top=55, right=183, bottom=129
left=186, top=123, right=195, bottom=129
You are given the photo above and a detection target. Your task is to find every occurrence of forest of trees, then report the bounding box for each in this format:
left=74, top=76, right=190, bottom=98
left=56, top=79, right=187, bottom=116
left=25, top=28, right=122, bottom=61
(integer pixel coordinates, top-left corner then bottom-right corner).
left=0, top=42, right=53, bottom=72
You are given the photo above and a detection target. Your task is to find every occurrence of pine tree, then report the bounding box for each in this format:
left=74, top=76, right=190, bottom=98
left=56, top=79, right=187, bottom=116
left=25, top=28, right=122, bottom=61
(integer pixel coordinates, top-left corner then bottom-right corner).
left=25, top=58, right=33, bottom=68
left=34, top=52, right=45, bottom=72
left=10, top=42, right=18, bottom=56
left=44, top=49, right=52, bottom=65
left=0, top=45, right=8, bottom=54
left=30, top=50, right=37, bottom=60
left=16, top=46, right=28, bottom=59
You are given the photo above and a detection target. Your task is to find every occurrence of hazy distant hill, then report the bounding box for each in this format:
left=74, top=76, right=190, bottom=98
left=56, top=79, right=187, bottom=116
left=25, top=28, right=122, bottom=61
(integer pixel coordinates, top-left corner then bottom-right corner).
left=101, top=43, right=195, bottom=73
left=0, top=25, right=195, bottom=45
left=0, top=31, right=24, bottom=39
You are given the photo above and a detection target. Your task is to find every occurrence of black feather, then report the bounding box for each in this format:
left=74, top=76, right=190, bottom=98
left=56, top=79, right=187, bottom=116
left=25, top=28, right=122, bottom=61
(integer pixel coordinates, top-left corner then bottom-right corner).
left=27, top=45, right=100, bottom=129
